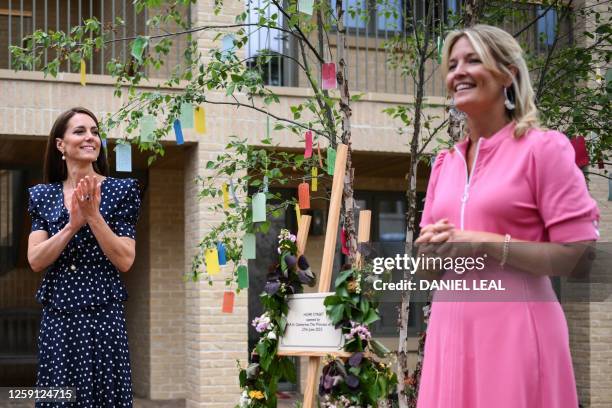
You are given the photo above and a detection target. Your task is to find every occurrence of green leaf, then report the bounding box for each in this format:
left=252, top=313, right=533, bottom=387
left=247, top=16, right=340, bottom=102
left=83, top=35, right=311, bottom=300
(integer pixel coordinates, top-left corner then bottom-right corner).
left=334, top=268, right=354, bottom=288
left=327, top=304, right=345, bottom=324
left=131, top=36, right=149, bottom=64
left=362, top=308, right=379, bottom=325
left=369, top=339, right=390, bottom=358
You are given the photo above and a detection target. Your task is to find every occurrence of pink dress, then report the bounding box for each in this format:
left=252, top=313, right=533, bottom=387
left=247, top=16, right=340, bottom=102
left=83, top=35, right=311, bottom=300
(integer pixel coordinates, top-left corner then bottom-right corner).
left=417, top=122, right=599, bottom=408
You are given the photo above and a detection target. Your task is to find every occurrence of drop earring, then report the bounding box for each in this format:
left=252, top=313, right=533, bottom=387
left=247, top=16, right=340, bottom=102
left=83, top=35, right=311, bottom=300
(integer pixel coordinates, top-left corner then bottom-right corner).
left=504, top=87, right=515, bottom=111
left=61, top=151, right=65, bottom=160
left=449, top=97, right=466, bottom=121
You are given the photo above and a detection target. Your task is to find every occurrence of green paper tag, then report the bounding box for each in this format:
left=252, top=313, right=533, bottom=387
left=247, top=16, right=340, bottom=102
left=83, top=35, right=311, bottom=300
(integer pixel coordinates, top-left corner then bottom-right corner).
left=242, top=233, right=256, bottom=260
left=237, top=265, right=249, bottom=289
left=327, top=147, right=336, bottom=175
left=252, top=192, right=267, bottom=223
left=179, top=103, right=194, bottom=129
left=140, top=115, right=156, bottom=142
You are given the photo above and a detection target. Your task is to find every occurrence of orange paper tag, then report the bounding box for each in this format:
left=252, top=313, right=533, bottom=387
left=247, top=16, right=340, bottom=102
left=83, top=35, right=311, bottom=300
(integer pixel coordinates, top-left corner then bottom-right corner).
left=298, top=182, right=310, bottom=209
left=222, top=291, right=235, bottom=313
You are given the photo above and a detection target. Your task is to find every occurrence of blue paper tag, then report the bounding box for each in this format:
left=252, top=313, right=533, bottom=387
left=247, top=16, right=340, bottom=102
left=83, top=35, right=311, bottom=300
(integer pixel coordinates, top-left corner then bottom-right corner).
left=115, top=144, right=132, bottom=172
left=173, top=119, right=184, bottom=145
left=217, top=242, right=227, bottom=266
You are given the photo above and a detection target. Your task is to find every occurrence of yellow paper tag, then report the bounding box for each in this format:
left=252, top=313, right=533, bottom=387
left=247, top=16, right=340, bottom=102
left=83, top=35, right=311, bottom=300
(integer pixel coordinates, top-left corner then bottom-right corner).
left=195, top=105, right=206, bottom=134
left=311, top=167, right=318, bottom=192
left=80, top=59, right=86, bottom=86
left=222, top=183, right=229, bottom=209
left=295, top=203, right=301, bottom=228
left=205, top=248, right=220, bottom=275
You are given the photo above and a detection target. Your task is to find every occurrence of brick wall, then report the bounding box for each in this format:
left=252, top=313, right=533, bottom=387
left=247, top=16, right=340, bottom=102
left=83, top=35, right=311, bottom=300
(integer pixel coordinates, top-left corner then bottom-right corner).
left=125, top=177, right=151, bottom=397
left=149, top=168, right=186, bottom=399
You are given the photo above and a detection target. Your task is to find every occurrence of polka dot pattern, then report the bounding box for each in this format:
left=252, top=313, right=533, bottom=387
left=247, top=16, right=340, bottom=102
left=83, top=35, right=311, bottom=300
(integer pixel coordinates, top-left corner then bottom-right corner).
left=27, top=177, right=141, bottom=407
left=36, top=302, right=133, bottom=407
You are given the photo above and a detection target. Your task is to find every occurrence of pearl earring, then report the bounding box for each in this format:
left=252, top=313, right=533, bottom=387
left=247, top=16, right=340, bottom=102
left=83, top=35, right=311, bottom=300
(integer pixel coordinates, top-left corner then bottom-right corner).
left=61, top=151, right=65, bottom=160
left=504, top=87, right=516, bottom=111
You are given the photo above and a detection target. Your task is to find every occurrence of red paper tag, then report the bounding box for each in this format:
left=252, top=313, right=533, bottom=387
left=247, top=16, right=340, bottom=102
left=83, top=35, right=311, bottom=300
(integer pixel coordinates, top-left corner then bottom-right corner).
left=222, top=291, right=235, bottom=313
left=341, top=228, right=350, bottom=256
left=322, top=62, right=336, bottom=90
left=298, top=182, right=310, bottom=210
left=304, top=131, right=313, bottom=158
left=570, top=136, right=589, bottom=168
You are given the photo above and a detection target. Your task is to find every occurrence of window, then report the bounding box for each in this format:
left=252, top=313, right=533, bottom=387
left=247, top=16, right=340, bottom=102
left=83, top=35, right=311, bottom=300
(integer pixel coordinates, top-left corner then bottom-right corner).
left=353, top=191, right=427, bottom=336
left=536, top=5, right=558, bottom=47
left=0, top=170, right=27, bottom=277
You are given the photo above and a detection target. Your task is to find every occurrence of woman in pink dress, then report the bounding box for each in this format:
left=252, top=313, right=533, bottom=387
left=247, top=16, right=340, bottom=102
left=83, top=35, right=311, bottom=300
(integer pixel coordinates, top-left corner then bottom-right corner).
left=415, top=25, right=599, bottom=408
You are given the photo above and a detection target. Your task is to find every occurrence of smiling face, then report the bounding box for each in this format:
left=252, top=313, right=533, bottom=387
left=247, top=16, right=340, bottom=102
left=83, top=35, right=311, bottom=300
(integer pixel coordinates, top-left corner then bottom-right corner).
left=56, top=113, right=101, bottom=163
left=446, top=36, right=511, bottom=117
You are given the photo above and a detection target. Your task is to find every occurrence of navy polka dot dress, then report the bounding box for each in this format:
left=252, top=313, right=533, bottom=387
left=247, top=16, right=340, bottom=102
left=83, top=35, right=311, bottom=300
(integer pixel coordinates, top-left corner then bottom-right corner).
left=27, top=177, right=141, bottom=408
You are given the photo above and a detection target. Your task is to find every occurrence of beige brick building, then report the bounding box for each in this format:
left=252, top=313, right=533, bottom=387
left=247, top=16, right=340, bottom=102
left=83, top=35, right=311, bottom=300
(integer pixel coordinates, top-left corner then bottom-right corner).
left=0, top=1, right=610, bottom=407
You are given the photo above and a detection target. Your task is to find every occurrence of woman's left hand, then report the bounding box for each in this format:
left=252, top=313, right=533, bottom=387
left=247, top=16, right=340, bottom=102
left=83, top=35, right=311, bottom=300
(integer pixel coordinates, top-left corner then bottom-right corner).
left=434, top=229, right=501, bottom=258
left=75, top=175, right=102, bottom=222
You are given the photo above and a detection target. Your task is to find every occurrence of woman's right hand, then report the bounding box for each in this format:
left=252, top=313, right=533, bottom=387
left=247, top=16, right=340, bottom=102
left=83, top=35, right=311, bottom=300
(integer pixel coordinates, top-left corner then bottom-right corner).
left=67, top=190, right=87, bottom=232
left=415, top=219, right=454, bottom=245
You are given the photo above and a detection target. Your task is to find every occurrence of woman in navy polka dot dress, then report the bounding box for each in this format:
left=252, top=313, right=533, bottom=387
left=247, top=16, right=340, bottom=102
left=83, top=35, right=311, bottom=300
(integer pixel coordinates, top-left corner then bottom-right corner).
left=27, top=107, right=141, bottom=407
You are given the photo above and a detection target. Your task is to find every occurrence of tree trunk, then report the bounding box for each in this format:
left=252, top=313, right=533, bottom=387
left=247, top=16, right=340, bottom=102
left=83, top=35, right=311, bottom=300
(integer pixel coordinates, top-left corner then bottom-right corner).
left=397, top=3, right=434, bottom=405
left=335, top=0, right=358, bottom=263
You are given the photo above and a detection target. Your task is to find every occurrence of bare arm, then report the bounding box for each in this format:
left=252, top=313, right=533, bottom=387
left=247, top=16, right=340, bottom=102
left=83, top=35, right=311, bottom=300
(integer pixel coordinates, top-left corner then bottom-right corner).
left=77, top=176, right=136, bottom=273
left=28, top=225, right=77, bottom=273
left=418, top=226, right=594, bottom=278
left=88, top=214, right=136, bottom=273
left=27, top=189, right=85, bottom=272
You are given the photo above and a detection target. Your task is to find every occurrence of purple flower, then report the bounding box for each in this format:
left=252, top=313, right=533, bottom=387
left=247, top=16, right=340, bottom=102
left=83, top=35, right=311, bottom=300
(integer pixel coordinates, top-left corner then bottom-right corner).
left=284, top=255, right=297, bottom=269
left=345, top=321, right=372, bottom=342
left=264, top=280, right=280, bottom=295
left=297, top=255, right=309, bottom=270
left=251, top=314, right=272, bottom=333
left=346, top=374, right=360, bottom=389
left=348, top=352, right=363, bottom=367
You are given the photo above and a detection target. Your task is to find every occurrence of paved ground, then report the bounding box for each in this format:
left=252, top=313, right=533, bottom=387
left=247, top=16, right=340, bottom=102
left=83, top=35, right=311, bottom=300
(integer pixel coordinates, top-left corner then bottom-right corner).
left=0, top=394, right=301, bottom=407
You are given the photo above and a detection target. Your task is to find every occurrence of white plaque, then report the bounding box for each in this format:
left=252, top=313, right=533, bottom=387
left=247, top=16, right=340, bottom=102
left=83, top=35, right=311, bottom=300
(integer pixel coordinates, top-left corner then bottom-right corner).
left=278, top=292, right=345, bottom=354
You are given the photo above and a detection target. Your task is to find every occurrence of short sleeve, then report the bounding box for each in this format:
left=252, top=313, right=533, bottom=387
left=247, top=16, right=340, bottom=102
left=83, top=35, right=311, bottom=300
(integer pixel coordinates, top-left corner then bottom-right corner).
left=112, top=179, right=142, bottom=239
left=28, top=186, right=48, bottom=233
left=530, top=131, right=600, bottom=242
left=420, top=151, right=448, bottom=228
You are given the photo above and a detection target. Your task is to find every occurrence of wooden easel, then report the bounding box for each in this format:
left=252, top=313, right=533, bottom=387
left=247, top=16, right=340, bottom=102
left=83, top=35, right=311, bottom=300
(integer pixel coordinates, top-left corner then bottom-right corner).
left=278, top=144, right=372, bottom=408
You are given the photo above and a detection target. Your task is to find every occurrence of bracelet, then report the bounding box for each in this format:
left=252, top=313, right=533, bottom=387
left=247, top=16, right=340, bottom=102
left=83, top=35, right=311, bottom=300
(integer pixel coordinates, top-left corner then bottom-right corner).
left=500, top=234, right=511, bottom=268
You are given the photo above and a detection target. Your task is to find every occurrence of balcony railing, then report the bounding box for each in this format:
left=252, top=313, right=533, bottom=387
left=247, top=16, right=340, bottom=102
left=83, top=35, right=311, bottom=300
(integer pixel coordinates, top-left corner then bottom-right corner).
left=1, top=0, right=569, bottom=95
left=0, top=0, right=187, bottom=79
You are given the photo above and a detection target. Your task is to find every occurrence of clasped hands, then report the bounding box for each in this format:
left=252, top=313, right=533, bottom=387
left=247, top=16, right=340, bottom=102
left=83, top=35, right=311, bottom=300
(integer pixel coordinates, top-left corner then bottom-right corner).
left=415, top=218, right=496, bottom=259
left=68, top=176, right=103, bottom=231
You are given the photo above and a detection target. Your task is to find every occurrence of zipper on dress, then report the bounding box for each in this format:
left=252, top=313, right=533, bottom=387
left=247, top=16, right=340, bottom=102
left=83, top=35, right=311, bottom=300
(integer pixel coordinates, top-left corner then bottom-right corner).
left=454, top=138, right=481, bottom=230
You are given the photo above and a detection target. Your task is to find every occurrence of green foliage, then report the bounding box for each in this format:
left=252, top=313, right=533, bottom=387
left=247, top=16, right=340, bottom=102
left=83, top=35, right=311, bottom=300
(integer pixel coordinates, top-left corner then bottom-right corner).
left=319, top=263, right=397, bottom=407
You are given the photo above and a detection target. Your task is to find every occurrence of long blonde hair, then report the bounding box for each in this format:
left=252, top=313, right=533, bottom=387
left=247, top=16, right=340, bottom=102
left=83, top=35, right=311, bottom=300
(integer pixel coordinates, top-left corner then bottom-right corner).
left=441, top=24, right=539, bottom=138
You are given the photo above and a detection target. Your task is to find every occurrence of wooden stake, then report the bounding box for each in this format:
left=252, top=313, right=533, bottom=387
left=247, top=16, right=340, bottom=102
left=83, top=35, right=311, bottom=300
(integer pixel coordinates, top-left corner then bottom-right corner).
left=355, top=210, right=372, bottom=269
left=297, top=215, right=312, bottom=256
left=302, top=144, right=348, bottom=408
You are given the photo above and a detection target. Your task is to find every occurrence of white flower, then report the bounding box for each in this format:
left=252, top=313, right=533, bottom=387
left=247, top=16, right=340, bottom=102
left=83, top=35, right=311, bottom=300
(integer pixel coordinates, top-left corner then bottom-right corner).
left=266, top=331, right=277, bottom=340
left=239, top=391, right=251, bottom=407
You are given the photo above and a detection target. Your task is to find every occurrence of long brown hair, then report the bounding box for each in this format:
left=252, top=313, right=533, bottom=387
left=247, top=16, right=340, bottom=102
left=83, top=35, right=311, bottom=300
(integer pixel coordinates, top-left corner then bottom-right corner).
left=43, top=107, right=109, bottom=183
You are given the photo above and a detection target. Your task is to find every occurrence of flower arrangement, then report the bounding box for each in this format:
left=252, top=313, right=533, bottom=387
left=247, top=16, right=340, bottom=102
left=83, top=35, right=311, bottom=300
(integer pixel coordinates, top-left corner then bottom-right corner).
left=320, top=264, right=398, bottom=407
left=237, top=231, right=396, bottom=407
left=236, top=229, right=314, bottom=408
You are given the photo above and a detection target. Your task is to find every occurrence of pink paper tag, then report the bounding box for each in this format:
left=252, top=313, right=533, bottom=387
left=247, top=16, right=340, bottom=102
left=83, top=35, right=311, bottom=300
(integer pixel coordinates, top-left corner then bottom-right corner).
left=322, top=63, right=336, bottom=90
left=304, top=131, right=313, bottom=158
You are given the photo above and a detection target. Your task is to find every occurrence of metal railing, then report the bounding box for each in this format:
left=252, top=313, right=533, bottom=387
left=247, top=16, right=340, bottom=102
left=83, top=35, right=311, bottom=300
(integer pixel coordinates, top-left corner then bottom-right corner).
left=246, top=0, right=571, bottom=96
left=0, top=0, right=187, bottom=79
left=1, top=1, right=569, bottom=94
